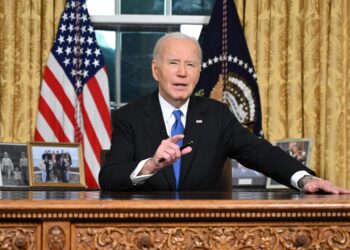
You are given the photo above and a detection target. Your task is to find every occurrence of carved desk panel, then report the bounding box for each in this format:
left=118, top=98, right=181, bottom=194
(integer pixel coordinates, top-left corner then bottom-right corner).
left=0, top=190, right=349, bottom=250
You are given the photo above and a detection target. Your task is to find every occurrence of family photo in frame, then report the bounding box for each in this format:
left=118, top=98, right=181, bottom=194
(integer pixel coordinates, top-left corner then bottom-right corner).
left=28, top=142, right=85, bottom=188
left=0, top=143, right=29, bottom=188
left=266, top=138, right=312, bottom=189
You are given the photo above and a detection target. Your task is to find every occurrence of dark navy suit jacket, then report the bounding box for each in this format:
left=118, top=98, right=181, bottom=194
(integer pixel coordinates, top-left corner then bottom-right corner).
left=99, top=91, right=315, bottom=191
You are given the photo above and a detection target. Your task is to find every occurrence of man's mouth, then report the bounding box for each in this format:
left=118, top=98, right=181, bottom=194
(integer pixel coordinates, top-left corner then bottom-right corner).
left=173, top=83, right=187, bottom=87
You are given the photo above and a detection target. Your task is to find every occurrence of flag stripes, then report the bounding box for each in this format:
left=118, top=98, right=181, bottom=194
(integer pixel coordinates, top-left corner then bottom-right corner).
left=35, top=0, right=111, bottom=188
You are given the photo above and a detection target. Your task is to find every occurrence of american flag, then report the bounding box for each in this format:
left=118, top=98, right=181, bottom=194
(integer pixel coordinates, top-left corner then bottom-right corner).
left=35, top=0, right=112, bottom=188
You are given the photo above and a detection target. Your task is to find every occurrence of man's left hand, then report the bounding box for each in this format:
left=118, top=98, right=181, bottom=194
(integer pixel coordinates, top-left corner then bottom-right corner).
left=303, top=178, right=350, bottom=194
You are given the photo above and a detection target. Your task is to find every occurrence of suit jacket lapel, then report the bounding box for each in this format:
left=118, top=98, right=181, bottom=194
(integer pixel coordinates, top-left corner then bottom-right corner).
left=141, top=91, right=176, bottom=190
left=179, top=96, right=207, bottom=189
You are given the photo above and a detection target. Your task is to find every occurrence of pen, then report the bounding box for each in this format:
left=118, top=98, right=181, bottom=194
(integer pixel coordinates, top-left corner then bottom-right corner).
left=157, top=140, right=194, bottom=163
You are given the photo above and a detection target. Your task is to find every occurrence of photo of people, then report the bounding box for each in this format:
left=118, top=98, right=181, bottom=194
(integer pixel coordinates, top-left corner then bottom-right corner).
left=266, top=138, right=312, bottom=188
left=0, top=143, right=29, bottom=187
left=28, top=143, right=85, bottom=187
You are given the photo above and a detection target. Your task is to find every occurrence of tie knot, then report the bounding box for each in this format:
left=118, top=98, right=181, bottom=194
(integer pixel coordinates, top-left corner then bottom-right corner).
left=173, top=110, right=182, bottom=121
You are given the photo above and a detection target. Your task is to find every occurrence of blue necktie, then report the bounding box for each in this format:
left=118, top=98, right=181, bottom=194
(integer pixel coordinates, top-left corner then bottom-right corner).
left=171, top=110, right=184, bottom=190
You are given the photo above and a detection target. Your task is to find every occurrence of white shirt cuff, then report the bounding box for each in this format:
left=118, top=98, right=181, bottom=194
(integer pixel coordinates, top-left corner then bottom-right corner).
left=130, top=158, right=154, bottom=185
left=291, top=170, right=311, bottom=190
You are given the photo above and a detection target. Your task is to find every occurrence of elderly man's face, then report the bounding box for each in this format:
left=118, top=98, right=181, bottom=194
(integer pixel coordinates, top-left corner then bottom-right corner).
left=152, top=38, right=201, bottom=108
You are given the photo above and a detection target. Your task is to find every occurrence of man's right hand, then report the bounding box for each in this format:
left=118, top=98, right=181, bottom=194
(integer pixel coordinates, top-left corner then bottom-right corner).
left=139, top=134, right=192, bottom=175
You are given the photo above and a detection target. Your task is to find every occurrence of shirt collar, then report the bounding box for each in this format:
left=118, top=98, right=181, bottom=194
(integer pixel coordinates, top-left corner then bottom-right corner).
left=158, top=93, right=189, bottom=121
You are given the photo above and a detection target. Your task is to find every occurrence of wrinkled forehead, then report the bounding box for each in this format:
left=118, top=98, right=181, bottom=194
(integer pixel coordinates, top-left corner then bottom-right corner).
left=162, top=39, right=201, bottom=61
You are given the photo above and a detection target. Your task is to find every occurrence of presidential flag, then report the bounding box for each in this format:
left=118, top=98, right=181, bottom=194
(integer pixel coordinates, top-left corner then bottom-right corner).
left=35, top=0, right=112, bottom=188
left=195, top=0, right=263, bottom=136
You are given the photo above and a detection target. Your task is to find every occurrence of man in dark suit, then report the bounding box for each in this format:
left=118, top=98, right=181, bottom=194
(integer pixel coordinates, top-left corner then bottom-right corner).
left=99, top=32, right=349, bottom=194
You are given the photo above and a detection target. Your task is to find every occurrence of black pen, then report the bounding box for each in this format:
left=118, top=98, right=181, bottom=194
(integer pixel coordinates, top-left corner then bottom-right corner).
left=157, top=140, right=194, bottom=163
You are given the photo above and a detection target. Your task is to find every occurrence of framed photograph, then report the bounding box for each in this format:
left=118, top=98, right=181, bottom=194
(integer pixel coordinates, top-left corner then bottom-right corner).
left=0, top=143, right=29, bottom=188
left=28, top=142, right=86, bottom=188
left=232, top=159, right=267, bottom=188
left=266, top=138, right=312, bottom=189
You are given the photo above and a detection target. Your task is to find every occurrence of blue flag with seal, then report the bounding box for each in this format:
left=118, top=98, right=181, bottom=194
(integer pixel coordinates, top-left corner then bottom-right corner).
left=195, top=0, right=263, bottom=137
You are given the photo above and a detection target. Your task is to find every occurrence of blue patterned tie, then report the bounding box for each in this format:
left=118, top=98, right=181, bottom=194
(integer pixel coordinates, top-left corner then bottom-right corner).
left=171, top=110, right=184, bottom=190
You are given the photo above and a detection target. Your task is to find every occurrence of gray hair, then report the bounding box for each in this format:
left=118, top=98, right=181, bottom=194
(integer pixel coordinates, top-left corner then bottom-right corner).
left=153, top=32, right=202, bottom=63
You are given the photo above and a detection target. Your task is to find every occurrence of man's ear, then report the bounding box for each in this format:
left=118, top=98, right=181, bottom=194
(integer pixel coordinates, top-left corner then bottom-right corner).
left=151, top=59, right=159, bottom=81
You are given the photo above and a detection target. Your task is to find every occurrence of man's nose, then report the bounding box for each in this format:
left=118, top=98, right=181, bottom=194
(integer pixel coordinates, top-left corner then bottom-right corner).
left=177, top=63, right=187, bottom=76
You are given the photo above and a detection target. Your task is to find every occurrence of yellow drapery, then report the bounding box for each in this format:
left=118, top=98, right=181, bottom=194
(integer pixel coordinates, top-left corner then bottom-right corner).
left=0, top=0, right=65, bottom=142
left=0, top=0, right=349, bottom=187
left=236, top=0, right=350, bottom=187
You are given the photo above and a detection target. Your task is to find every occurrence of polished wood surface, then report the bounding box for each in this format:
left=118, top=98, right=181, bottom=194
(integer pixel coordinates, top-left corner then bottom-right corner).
left=0, top=190, right=349, bottom=249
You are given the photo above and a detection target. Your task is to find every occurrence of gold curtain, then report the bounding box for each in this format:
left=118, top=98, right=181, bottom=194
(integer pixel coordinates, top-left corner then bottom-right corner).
left=0, top=0, right=64, bottom=143
left=0, top=0, right=349, bottom=187
left=236, top=0, right=350, bottom=188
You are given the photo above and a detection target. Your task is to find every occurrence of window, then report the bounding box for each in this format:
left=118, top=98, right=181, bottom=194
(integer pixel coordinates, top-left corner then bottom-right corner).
left=87, top=0, right=214, bottom=109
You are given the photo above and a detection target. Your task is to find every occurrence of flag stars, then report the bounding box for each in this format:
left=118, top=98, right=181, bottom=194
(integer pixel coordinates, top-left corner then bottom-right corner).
left=208, top=59, right=213, bottom=65
left=59, top=24, right=67, bottom=33
left=83, top=70, right=89, bottom=78
left=238, top=60, right=243, bottom=66
left=65, top=47, right=72, bottom=55
left=73, top=47, right=78, bottom=55
left=62, top=13, right=68, bottom=21
left=68, top=24, right=74, bottom=32
left=84, top=59, right=90, bottom=67
left=63, top=58, right=70, bottom=66
left=66, top=35, right=73, bottom=44
left=79, top=36, right=85, bottom=44
left=88, top=26, right=94, bottom=33
left=87, top=37, right=93, bottom=45
left=93, top=59, right=100, bottom=67
left=58, top=35, right=65, bottom=44
left=86, top=48, right=92, bottom=56
left=244, top=63, right=248, bottom=69
left=213, top=56, right=219, bottom=63
left=228, top=55, right=233, bottom=62
left=94, top=48, right=101, bottom=57
left=81, top=14, right=88, bottom=22
left=76, top=79, right=82, bottom=89
left=70, top=12, right=76, bottom=21
left=56, top=46, right=63, bottom=55
left=202, top=62, right=208, bottom=68
left=233, top=56, right=238, bottom=63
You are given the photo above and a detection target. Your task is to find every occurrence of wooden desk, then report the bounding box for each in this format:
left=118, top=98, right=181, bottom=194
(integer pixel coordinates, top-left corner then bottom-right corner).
left=0, top=190, right=349, bottom=249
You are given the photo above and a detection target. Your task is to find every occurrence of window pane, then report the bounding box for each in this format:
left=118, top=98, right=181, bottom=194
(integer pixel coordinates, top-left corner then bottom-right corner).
left=121, top=0, right=164, bottom=15
left=95, top=30, right=116, bottom=104
left=121, top=32, right=164, bottom=103
left=172, top=0, right=215, bottom=15
left=86, top=0, right=115, bottom=15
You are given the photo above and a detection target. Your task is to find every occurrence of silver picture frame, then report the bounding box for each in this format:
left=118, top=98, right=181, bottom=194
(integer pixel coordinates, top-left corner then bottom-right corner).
left=266, top=138, right=313, bottom=189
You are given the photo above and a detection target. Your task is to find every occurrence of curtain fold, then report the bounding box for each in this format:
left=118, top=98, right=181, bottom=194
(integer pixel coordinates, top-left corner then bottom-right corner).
left=0, top=0, right=64, bottom=143
left=0, top=0, right=349, bottom=187
left=236, top=0, right=350, bottom=187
